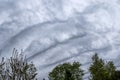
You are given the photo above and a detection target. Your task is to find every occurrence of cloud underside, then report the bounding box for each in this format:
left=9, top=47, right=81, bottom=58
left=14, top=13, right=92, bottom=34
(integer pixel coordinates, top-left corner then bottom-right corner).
left=0, top=0, right=120, bottom=79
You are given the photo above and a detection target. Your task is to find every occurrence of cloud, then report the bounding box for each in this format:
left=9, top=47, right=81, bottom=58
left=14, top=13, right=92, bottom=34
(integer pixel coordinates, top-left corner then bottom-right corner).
left=0, top=0, right=120, bottom=79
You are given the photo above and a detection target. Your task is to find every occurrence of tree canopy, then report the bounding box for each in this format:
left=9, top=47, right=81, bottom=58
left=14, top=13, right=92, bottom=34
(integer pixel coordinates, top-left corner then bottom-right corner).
left=89, top=53, right=116, bottom=80
left=0, top=49, right=37, bottom=80
left=49, top=62, right=84, bottom=80
left=0, top=49, right=120, bottom=80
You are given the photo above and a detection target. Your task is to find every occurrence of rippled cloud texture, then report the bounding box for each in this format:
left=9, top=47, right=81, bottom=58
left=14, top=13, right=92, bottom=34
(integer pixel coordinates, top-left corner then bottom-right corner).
left=0, top=0, right=120, bottom=79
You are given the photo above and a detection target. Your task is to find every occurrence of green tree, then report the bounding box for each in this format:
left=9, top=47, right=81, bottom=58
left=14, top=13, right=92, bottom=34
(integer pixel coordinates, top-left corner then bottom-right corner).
left=105, top=61, right=116, bottom=80
left=89, top=53, right=105, bottom=80
left=0, top=49, right=37, bottom=80
left=49, top=62, right=84, bottom=80
left=89, top=53, right=116, bottom=80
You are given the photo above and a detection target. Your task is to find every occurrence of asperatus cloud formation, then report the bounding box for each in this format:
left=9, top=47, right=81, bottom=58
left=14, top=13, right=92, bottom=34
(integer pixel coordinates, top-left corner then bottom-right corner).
left=0, top=0, right=120, bottom=79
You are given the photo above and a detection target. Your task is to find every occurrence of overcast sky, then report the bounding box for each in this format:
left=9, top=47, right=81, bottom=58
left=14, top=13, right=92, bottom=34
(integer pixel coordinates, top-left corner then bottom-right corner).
left=0, top=0, right=120, bottom=79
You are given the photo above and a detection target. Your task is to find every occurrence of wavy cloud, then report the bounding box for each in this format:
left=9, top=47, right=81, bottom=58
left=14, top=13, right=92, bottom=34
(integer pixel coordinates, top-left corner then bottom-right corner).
left=0, top=0, right=120, bottom=79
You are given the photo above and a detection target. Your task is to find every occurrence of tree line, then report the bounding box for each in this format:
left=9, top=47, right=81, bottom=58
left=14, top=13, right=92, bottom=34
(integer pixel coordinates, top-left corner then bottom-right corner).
left=0, top=49, right=120, bottom=80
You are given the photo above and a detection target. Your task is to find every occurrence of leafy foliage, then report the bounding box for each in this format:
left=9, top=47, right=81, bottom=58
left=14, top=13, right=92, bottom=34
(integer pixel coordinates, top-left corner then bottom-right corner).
left=1, top=49, right=120, bottom=80
left=89, top=53, right=116, bottom=80
left=49, top=62, right=84, bottom=80
left=0, top=49, right=37, bottom=80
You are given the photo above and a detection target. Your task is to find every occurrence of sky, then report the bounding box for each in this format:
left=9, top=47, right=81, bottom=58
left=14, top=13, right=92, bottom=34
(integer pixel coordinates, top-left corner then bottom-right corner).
left=0, top=0, right=120, bottom=79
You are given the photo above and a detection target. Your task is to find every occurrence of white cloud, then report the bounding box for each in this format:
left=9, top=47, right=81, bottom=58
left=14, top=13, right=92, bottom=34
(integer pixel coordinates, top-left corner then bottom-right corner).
left=0, top=0, right=120, bottom=79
